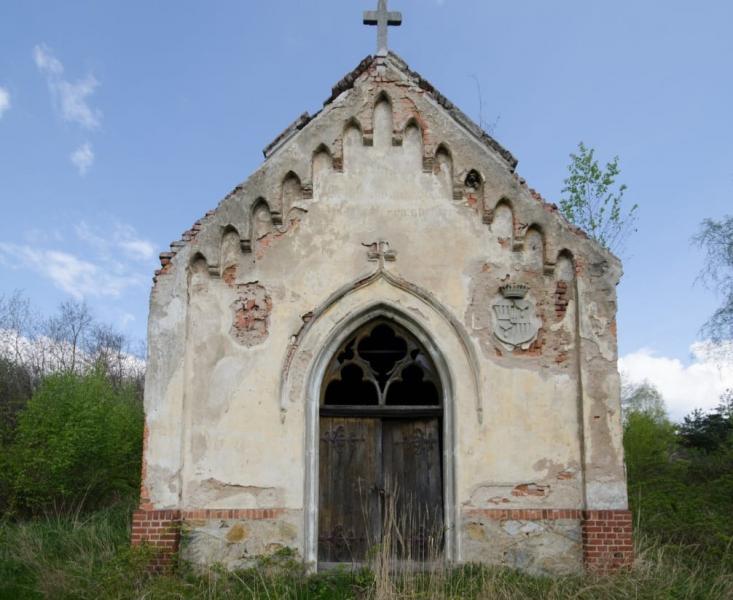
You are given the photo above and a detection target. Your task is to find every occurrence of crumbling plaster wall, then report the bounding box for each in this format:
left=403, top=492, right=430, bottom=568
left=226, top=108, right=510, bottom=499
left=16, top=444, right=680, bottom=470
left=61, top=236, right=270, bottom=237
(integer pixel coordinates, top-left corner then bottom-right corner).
left=142, top=54, right=626, bottom=572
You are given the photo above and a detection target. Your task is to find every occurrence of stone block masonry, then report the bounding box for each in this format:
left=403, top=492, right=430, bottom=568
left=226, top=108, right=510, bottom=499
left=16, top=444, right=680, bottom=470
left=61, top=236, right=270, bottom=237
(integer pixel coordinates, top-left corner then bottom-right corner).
left=459, top=508, right=633, bottom=574
left=131, top=508, right=297, bottom=572
left=131, top=507, right=633, bottom=573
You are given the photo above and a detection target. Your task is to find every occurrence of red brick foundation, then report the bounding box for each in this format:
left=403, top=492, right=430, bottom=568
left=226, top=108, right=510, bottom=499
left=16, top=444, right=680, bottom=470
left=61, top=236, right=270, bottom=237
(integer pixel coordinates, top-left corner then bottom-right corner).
left=582, top=509, right=633, bottom=573
left=131, top=509, right=182, bottom=572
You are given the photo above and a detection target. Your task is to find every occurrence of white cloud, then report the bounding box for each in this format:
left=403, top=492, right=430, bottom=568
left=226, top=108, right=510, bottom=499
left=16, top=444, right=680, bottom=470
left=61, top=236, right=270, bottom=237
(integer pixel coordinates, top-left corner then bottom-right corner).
left=75, top=220, right=156, bottom=262
left=33, top=44, right=101, bottom=130
left=0, top=87, right=10, bottom=119
left=70, top=142, right=94, bottom=175
left=0, top=243, right=144, bottom=299
left=33, top=45, right=63, bottom=76
left=119, top=239, right=156, bottom=261
left=74, top=220, right=109, bottom=250
left=112, top=223, right=156, bottom=260
left=620, top=342, right=733, bottom=422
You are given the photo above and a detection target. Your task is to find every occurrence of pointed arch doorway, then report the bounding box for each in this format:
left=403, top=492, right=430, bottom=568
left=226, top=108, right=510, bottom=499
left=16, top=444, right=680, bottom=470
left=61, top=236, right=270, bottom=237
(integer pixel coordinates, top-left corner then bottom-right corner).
left=317, top=319, right=444, bottom=565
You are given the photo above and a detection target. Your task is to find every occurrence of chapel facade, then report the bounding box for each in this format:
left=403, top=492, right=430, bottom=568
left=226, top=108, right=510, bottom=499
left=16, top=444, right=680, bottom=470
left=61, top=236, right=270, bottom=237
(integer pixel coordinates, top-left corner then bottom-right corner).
left=132, top=43, right=632, bottom=575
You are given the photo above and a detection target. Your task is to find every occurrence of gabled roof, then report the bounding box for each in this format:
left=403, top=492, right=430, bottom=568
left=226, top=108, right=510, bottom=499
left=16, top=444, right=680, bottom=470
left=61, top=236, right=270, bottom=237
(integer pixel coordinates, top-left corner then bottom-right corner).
left=154, top=49, right=619, bottom=284
left=263, top=52, right=518, bottom=170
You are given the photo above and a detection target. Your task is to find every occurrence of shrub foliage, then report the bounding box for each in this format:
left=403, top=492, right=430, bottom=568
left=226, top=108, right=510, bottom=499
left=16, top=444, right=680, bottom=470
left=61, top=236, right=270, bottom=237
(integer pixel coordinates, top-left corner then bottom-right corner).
left=624, top=390, right=733, bottom=562
left=2, top=371, right=143, bottom=515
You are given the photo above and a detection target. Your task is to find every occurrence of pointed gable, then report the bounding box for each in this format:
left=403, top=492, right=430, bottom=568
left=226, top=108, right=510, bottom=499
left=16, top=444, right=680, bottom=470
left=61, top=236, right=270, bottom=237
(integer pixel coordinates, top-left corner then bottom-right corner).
left=138, top=48, right=629, bottom=576
left=152, top=52, right=617, bottom=286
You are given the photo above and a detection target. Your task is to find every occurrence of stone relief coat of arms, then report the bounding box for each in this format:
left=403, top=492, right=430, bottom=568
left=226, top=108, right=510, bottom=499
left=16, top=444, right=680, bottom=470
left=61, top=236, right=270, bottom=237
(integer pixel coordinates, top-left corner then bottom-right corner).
left=492, top=284, right=540, bottom=350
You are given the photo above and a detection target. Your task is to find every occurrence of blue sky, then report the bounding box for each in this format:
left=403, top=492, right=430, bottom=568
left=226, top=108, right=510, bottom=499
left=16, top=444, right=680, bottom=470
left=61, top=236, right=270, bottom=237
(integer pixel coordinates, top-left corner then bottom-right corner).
left=1, top=1, right=731, bottom=417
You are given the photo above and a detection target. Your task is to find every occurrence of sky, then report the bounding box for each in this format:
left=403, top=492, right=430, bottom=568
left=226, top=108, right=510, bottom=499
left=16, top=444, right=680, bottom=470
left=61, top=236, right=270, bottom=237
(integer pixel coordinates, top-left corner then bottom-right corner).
left=0, top=1, right=731, bottom=420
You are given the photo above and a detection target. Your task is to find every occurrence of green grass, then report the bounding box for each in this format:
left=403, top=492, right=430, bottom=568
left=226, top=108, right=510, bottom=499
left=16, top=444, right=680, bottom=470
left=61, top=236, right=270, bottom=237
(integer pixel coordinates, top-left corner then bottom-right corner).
left=1, top=503, right=732, bottom=599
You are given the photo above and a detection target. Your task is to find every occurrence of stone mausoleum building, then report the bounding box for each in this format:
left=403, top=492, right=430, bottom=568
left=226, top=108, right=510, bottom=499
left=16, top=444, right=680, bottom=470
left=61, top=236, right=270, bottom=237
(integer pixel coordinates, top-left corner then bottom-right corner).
left=132, top=4, right=632, bottom=575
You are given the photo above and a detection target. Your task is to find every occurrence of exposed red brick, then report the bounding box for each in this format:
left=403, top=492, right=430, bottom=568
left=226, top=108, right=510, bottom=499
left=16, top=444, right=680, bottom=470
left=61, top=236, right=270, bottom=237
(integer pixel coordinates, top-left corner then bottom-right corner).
left=231, top=283, right=272, bottom=345
left=222, top=264, right=237, bottom=287
left=554, top=280, right=570, bottom=320
left=463, top=508, right=583, bottom=520
left=582, top=510, right=634, bottom=573
left=131, top=508, right=182, bottom=573
left=511, top=483, right=549, bottom=497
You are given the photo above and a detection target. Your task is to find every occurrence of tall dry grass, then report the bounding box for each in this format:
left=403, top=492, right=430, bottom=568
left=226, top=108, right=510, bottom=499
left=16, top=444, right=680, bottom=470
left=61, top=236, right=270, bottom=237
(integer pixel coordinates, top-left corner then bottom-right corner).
left=353, top=479, right=733, bottom=599
left=1, top=500, right=731, bottom=599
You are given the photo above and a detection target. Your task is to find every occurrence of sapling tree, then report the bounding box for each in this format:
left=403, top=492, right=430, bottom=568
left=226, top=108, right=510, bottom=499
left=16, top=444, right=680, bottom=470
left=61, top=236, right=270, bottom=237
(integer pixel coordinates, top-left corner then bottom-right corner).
left=560, top=142, right=638, bottom=254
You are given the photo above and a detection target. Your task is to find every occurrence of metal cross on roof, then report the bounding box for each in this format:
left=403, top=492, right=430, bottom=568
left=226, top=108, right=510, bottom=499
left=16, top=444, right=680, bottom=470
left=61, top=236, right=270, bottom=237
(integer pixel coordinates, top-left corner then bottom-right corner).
left=363, top=0, right=402, bottom=56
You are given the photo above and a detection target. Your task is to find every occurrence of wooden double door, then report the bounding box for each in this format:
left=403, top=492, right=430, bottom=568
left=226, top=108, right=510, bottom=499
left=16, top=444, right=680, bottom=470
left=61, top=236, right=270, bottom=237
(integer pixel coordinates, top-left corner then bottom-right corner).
left=317, top=320, right=445, bottom=565
left=318, top=415, right=444, bottom=563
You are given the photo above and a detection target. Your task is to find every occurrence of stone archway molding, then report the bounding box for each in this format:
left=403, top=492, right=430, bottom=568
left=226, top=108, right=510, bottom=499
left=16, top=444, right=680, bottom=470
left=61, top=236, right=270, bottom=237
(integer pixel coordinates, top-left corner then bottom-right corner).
left=279, top=266, right=483, bottom=424
left=281, top=272, right=482, bottom=566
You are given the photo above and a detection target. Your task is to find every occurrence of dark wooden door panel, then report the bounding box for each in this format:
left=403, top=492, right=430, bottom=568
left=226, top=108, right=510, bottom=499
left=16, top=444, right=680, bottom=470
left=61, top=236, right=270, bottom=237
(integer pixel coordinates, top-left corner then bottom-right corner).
left=381, top=418, right=443, bottom=561
left=318, top=417, right=380, bottom=562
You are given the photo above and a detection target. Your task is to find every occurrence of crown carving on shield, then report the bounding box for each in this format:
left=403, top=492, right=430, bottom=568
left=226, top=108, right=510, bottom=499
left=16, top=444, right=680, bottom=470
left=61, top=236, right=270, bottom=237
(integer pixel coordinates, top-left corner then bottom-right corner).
left=500, top=283, right=529, bottom=299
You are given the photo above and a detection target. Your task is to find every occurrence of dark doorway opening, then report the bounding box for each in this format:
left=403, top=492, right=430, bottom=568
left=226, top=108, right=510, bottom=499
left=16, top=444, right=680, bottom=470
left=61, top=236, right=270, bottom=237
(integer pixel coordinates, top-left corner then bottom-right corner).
left=318, top=320, right=444, bottom=565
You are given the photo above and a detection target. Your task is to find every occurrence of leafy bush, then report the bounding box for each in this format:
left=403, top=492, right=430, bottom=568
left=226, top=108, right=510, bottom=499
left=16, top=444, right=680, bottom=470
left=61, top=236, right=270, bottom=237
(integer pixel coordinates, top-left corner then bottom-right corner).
left=2, top=371, right=144, bottom=515
left=624, top=399, right=733, bottom=563
left=623, top=411, right=676, bottom=482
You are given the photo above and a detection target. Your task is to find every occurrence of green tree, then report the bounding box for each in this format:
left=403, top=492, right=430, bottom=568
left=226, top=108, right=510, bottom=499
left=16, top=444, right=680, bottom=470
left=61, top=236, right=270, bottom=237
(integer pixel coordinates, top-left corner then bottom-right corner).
left=621, top=380, right=667, bottom=425
left=693, top=215, right=733, bottom=344
left=560, top=142, right=638, bottom=254
left=624, top=410, right=676, bottom=482
left=718, top=388, right=733, bottom=420
left=3, top=371, right=143, bottom=515
left=678, top=391, right=733, bottom=454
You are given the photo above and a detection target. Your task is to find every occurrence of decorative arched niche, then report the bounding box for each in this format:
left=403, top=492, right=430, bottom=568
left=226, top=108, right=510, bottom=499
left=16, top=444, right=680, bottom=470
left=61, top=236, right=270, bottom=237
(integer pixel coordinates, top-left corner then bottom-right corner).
left=373, top=92, right=394, bottom=149
left=280, top=275, right=482, bottom=567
